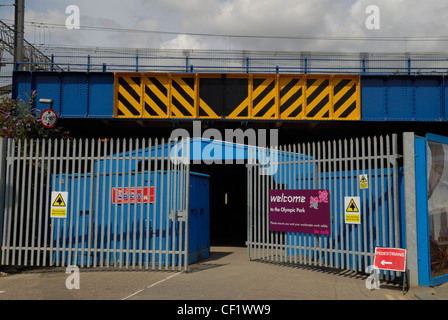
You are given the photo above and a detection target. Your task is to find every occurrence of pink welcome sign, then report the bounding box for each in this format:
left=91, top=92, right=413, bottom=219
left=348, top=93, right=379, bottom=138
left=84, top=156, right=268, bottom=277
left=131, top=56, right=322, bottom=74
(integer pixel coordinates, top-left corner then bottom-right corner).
left=269, top=189, right=331, bottom=235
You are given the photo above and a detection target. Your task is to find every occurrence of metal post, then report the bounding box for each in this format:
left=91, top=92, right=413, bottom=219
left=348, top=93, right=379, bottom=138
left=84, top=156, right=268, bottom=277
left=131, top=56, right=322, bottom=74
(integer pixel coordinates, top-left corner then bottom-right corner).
left=14, top=0, right=25, bottom=71
left=403, top=132, right=419, bottom=287
left=0, top=138, right=8, bottom=256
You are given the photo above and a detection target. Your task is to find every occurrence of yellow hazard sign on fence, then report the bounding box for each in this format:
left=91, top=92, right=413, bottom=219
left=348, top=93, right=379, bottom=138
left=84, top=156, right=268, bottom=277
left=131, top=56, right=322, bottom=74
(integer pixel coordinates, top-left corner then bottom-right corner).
left=359, top=174, right=368, bottom=189
left=344, top=196, right=360, bottom=224
left=51, top=192, right=68, bottom=218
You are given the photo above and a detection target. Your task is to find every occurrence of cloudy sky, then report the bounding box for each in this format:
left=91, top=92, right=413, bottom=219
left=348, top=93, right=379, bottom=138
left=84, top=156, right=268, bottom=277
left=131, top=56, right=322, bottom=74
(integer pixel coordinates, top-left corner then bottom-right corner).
left=1, top=0, right=448, bottom=52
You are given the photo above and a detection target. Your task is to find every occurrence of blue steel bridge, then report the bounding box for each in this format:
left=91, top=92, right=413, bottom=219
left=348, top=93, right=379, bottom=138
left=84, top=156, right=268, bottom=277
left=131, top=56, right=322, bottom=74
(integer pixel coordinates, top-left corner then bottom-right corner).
left=10, top=48, right=448, bottom=140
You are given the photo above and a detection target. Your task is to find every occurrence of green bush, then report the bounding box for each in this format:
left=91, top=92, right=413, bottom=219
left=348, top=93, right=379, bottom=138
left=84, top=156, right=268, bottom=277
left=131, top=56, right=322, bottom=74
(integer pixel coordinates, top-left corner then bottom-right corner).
left=0, top=91, right=69, bottom=140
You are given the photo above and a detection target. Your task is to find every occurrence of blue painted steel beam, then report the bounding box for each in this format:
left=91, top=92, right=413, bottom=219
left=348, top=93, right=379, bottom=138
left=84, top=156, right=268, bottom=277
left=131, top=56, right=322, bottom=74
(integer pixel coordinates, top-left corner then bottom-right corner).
left=12, top=71, right=448, bottom=122
left=12, top=71, right=115, bottom=119
left=361, top=75, right=448, bottom=122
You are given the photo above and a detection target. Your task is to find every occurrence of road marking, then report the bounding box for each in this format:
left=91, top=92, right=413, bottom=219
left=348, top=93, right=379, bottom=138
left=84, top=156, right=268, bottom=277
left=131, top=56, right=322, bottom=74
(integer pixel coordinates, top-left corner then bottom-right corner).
left=385, top=293, right=406, bottom=300
left=121, top=272, right=181, bottom=300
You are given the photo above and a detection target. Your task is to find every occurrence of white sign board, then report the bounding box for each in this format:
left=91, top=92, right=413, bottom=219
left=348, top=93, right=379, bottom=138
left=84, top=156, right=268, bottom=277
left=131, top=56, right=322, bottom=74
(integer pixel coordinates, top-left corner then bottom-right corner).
left=51, top=191, right=68, bottom=218
left=359, top=174, right=369, bottom=189
left=344, top=196, right=361, bottom=224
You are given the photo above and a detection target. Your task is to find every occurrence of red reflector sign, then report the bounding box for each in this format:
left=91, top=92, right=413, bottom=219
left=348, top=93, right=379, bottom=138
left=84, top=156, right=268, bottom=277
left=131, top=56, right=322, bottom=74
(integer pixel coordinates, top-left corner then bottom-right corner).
left=373, top=247, right=406, bottom=272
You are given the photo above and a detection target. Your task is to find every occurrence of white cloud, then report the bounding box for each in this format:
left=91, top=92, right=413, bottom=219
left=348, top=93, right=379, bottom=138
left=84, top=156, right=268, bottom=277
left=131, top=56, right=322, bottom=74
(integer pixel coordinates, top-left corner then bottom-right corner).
left=1, top=0, right=448, bottom=52
left=160, top=34, right=209, bottom=50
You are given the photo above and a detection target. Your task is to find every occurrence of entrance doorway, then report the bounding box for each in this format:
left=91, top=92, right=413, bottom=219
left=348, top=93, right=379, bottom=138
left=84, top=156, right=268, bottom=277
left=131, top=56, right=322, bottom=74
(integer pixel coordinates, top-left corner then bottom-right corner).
left=191, top=164, right=247, bottom=247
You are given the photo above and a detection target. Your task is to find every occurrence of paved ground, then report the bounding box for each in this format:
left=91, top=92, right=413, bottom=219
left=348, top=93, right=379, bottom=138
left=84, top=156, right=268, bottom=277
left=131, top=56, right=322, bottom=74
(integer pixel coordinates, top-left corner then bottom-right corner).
left=0, top=246, right=444, bottom=301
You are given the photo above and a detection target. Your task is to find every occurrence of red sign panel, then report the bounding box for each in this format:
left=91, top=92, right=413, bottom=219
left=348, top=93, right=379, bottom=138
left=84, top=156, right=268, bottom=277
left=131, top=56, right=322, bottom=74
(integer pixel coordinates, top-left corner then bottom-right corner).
left=112, top=187, right=154, bottom=204
left=373, top=247, right=406, bottom=272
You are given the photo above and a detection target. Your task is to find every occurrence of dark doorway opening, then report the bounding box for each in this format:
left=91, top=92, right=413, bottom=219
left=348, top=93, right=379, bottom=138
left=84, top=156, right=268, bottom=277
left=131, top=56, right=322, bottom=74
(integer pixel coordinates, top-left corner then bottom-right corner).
left=191, top=163, right=247, bottom=247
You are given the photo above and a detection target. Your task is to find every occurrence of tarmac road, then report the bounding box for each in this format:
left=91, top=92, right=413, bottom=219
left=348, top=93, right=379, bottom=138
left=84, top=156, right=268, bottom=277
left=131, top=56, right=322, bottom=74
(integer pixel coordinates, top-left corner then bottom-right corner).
left=0, top=246, right=443, bottom=301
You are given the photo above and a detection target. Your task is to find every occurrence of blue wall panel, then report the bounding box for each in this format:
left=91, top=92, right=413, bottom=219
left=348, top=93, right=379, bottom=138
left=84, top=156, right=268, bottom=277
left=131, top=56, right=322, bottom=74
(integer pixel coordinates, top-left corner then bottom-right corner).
left=387, top=77, right=415, bottom=120
left=61, top=72, right=88, bottom=118
left=361, top=75, right=446, bottom=122
left=13, top=71, right=114, bottom=119
left=12, top=71, right=32, bottom=103
left=33, top=72, right=62, bottom=115
left=360, top=76, right=386, bottom=121
left=415, top=77, right=442, bottom=121
left=88, top=73, right=114, bottom=118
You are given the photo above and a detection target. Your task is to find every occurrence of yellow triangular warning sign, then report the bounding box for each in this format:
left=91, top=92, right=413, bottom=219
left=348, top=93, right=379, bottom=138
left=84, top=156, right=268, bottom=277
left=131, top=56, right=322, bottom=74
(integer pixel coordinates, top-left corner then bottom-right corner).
left=346, top=199, right=359, bottom=212
left=360, top=176, right=367, bottom=183
left=53, top=194, right=66, bottom=207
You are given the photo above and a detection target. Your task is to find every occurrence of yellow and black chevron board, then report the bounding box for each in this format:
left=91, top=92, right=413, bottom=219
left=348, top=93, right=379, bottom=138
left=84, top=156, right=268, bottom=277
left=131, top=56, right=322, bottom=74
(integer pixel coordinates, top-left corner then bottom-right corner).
left=114, top=73, right=143, bottom=118
left=332, top=75, right=360, bottom=120
left=115, top=73, right=220, bottom=119
left=114, top=73, right=360, bottom=121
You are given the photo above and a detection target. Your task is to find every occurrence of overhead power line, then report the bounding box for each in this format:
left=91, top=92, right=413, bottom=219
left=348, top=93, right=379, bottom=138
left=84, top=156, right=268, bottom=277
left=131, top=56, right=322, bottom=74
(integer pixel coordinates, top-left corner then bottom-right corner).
left=2, top=18, right=448, bottom=43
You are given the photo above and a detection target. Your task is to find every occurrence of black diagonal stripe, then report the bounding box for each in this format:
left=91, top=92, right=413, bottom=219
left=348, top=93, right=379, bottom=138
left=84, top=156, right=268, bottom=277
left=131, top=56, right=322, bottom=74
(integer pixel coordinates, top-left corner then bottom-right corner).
left=131, top=77, right=141, bottom=86
left=172, top=79, right=194, bottom=107
left=172, top=96, right=194, bottom=117
left=307, top=79, right=329, bottom=106
left=307, top=95, right=329, bottom=118
left=145, top=85, right=167, bottom=115
left=148, top=77, right=168, bottom=97
left=334, top=79, right=351, bottom=96
left=280, top=87, right=302, bottom=115
left=145, top=102, right=158, bottom=116
left=253, top=79, right=275, bottom=108
left=254, top=98, right=275, bottom=118
left=281, top=79, right=300, bottom=96
left=199, top=105, right=209, bottom=117
left=307, top=78, right=317, bottom=88
left=236, top=105, right=248, bottom=117
left=118, top=77, right=141, bottom=104
left=339, top=101, right=357, bottom=119
left=289, top=103, right=303, bottom=118
left=334, top=84, right=356, bottom=112
left=118, top=91, right=140, bottom=116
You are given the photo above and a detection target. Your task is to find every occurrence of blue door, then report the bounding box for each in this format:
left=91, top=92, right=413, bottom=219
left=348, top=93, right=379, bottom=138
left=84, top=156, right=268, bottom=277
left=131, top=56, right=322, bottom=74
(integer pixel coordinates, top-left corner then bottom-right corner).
left=415, top=133, right=448, bottom=286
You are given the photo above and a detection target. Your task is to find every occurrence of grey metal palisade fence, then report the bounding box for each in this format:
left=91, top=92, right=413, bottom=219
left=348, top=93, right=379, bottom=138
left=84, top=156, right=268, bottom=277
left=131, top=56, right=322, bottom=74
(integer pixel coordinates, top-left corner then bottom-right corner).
left=246, top=134, right=402, bottom=274
left=0, top=137, right=190, bottom=271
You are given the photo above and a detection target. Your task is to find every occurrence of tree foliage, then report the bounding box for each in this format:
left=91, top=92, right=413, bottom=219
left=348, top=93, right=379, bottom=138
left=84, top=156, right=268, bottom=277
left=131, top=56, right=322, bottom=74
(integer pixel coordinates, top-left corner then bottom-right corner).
left=0, top=91, right=69, bottom=140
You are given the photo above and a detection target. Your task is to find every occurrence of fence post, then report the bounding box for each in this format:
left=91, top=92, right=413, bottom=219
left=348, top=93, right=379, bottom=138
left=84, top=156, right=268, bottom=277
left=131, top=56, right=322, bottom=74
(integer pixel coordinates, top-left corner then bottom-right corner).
left=403, top=132, right=419, bottom=287
left=0, top=138, right=7, bottom=256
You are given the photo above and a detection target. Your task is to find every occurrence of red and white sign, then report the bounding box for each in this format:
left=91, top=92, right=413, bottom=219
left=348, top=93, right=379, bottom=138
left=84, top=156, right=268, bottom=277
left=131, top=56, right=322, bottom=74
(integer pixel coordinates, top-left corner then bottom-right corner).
left=112, top=187, right=154, bottom=204
left=40, top=109, right=58, bottom=128
left=373, top=247, right=406, bottom=272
